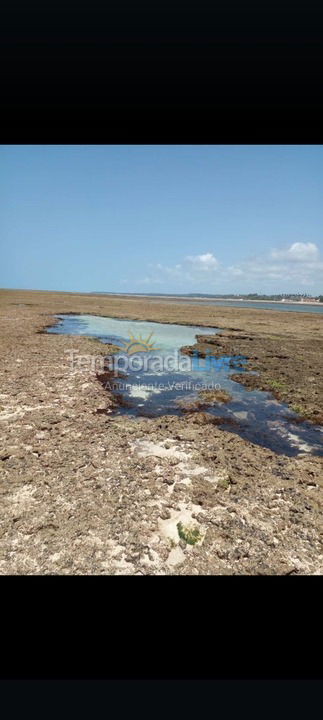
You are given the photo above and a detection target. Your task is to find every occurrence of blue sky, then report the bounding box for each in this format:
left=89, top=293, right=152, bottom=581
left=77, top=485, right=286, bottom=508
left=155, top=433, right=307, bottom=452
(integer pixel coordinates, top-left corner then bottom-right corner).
left=1, top=145, right=322, bottom=295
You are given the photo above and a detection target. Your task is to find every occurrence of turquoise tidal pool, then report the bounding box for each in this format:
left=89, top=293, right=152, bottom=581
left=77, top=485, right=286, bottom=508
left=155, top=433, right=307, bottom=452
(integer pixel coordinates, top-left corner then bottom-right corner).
left=48, top=314, right=323, bottom=457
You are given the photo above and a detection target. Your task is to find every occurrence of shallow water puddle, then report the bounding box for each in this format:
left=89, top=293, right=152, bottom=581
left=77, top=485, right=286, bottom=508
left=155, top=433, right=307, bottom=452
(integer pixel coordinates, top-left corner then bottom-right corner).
left=48, top=314, right=323, bottom=457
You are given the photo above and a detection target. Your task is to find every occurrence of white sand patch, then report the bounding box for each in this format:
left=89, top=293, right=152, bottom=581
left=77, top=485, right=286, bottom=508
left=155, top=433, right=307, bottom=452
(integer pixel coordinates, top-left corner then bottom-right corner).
left=176, top=476, right=192, bottom=486
left=104, top=542, right=126, bottom=558
left=141, top=547, right=161, bottom=566
left=9, top=484, right=36, bottom=510
left=176, top=461, right=208, bottom=476
left=0, top=410, right=25, bottom=421
left=153, top=464, right=165, bottom=475
left=204, top=470, right=231, bottom=486
left=100, top=542, right=136, bottom=574
left=0, top=403, right=57, bottom=421
left=87, top=531, right=105, bottom=548
left=167, top=546, right=186, bottom=568
left=131, top=439, right=189, bottom=461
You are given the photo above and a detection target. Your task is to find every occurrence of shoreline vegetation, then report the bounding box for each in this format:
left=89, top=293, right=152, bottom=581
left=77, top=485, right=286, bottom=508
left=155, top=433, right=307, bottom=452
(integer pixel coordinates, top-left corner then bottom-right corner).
left=1, top=288, right=323, bottom=575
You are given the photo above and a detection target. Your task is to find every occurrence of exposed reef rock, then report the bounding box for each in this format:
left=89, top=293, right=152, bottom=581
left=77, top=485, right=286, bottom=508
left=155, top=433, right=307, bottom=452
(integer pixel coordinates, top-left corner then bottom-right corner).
left=0, top=288, right=322, bottom=575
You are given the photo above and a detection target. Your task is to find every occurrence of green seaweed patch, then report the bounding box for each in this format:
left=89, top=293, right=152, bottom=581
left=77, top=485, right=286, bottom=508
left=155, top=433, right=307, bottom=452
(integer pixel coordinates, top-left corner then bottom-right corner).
left=217, top=476, right=230, bottom=490
left=177, top=522, right=202, bottom=545
left=267, top=379, right=288, bottom=392
left=291, top=403, right=308, bottom=417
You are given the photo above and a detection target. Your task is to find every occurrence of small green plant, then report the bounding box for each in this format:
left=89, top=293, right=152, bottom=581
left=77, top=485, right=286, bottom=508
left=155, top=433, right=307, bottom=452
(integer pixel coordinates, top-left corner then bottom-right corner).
left=267, top=379, right=288, bottom=391
left=291, top=403, right=307, bottom=416
left=177, top=522, right=201, bottom=545
left=217, top=476, right=230, bottom=490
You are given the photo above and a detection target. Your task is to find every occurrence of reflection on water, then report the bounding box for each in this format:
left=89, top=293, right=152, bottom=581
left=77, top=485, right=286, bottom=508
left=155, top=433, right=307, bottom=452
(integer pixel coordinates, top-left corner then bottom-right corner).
left=48, top=314, right=323, bottom=457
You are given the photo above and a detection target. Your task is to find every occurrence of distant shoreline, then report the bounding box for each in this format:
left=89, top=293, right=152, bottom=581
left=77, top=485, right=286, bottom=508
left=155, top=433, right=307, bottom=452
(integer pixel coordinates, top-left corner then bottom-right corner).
left=102, top=293, right=322, bottom=307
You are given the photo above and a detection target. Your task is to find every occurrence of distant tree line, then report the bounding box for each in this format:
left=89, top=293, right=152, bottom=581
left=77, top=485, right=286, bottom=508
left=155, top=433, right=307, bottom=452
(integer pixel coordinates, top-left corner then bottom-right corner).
left=185, top=293, right=323, bottom=301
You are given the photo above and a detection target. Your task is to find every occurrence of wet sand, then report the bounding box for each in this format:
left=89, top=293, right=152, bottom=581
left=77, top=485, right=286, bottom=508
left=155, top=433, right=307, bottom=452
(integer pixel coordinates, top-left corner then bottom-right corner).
left=0, top=288, right=322, bottom=575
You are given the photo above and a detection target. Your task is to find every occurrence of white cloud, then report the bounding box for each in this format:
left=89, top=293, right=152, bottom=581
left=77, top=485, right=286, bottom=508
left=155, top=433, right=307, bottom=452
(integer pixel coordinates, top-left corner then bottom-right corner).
left=271, top=242, right=320, bottom=262
left=141, top=242, right=323, bottom=293
left=227, top=242, right=323, bottom=290
left=185, top=252, right=219, bottom=271
left=228, top=266, right=244, bottom=277
left=144, top=252, right=220, bottom=291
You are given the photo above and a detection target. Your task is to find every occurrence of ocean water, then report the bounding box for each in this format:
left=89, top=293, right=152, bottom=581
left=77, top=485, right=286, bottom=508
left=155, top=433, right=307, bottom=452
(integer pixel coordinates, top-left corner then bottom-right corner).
left=48, top=314, right=323, bottom=457
left=182, top=300, right=323, bottom=313
left=140, top=298, right=323, bottom=313
left=100, top=294, right=323, bottom=314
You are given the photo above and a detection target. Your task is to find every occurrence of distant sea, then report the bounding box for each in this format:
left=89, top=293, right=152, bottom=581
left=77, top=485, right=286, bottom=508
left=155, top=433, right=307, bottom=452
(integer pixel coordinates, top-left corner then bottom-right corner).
left=174, top=299, right=323, bottom=314
left=92, top=293, right=323, bottom=314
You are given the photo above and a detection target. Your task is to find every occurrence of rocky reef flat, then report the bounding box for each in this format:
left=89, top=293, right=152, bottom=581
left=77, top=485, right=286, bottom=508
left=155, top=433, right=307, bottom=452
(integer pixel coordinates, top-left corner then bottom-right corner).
left=1, top=288, right=322, bottom=574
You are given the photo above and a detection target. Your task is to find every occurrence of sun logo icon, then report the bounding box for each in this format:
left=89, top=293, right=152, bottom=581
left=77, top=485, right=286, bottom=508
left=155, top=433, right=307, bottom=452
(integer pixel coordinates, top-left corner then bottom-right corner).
left=119, top=329, right=161, bottom=355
